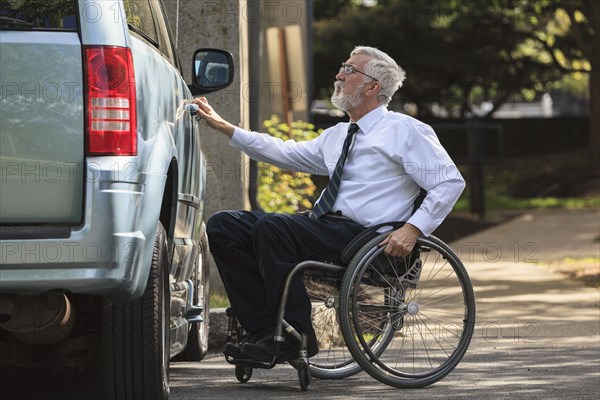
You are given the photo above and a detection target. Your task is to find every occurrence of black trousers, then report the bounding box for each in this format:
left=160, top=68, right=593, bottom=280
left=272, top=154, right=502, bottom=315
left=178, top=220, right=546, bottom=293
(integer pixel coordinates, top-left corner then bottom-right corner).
left=206, top=211, right=365, bottom=334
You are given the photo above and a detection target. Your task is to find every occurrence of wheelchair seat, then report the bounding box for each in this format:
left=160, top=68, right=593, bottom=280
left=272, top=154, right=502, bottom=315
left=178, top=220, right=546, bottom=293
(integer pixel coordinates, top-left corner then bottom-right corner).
left=340, top=221, right=407, bottom=264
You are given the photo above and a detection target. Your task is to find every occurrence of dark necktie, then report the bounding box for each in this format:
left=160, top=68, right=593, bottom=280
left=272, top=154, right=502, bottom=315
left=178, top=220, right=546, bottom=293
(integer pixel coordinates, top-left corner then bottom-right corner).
left=312, top=123, right=360, bottom=218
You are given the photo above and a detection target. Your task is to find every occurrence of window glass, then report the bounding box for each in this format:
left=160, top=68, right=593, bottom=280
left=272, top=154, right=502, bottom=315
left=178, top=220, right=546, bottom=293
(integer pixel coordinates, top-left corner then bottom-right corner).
left=0, top=0, right=77, bottom=30
left=150, top=0, right=175, bottom=64
left=123, top=0, right=158, bottom=45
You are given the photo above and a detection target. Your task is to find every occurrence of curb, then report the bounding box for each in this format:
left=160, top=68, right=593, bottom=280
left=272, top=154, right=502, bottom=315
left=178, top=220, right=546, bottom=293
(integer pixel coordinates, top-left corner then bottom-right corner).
left=207, top=308, right=228, bottom=354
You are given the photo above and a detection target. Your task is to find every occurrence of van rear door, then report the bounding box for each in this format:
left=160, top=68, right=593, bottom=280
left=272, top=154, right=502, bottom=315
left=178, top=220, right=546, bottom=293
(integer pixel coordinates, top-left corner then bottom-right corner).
left=0, top=1, right=84, bottom=224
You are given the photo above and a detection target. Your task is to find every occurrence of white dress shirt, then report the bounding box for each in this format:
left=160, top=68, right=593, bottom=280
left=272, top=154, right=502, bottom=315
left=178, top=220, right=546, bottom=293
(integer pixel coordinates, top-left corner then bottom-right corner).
left=229, top=105, right=465, bottom=236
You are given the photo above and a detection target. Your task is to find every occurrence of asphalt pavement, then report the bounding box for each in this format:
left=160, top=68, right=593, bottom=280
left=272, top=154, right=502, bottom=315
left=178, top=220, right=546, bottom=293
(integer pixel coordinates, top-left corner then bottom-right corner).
left=1, top=209, right=598, bottom=399
left=171, top=209, right=600, bottom=400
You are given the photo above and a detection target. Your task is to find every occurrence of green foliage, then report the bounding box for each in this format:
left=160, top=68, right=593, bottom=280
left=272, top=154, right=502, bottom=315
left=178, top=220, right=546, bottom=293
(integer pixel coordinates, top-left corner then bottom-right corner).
left=313, top=0, right=594, bottom=117
left=257, top=117, right=322, bottom=213
left=454, top=185, right=600, bottom=211
left=209, top=287, right=230, bottom=309
left=314, top=0, right=354, bottom=20
left=3, top=0, right=75, bottom=28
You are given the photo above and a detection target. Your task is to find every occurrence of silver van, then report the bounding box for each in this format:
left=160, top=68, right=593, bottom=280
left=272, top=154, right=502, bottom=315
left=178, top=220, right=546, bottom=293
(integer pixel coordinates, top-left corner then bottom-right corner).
left=0, top=1, right=233, bottom=398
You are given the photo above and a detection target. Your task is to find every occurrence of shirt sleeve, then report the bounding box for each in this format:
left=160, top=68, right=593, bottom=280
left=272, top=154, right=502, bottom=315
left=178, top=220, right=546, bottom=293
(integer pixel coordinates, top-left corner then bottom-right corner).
left=402, top=124, right=466, bottom=236
left=229, top=127, right=330, bottom=175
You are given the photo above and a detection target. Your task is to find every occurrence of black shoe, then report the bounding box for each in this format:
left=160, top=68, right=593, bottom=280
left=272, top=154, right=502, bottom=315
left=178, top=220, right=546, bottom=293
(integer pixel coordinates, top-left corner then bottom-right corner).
left=223, top=326, right=274, bottom=358
left=242, top=329, right=319, bottom=363
left=223, top=342, right=243, bottom=358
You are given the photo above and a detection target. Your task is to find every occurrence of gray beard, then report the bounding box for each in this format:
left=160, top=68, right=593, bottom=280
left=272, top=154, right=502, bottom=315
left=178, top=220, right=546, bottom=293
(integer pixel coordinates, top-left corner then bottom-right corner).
left=331, top=82, right=365, bottom=112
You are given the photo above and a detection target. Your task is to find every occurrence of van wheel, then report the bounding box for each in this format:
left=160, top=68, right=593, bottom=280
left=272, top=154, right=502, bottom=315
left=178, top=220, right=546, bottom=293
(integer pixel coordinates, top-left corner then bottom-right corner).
left=97, top=223, right=170, bottom=400
left=174, top=231, right=210, bottom=361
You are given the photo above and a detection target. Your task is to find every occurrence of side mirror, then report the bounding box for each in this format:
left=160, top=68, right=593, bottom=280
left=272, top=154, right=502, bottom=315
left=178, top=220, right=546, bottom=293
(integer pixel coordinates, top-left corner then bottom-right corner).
left=189, top=48, right=234, bottom=95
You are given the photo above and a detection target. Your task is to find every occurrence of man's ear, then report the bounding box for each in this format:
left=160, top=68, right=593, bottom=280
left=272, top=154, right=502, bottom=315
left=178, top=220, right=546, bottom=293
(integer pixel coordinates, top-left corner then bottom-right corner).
left=364, top=81, right=381, bottom=98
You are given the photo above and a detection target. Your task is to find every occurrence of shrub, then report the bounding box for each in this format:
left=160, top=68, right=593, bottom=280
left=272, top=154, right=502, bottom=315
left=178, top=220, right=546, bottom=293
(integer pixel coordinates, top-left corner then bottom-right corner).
left=257, top=116, right=322, bottom=213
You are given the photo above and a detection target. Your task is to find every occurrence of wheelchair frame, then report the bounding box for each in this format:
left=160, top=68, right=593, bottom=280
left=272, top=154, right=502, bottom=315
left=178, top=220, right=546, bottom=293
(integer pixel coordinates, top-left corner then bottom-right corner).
left=224, top=222, right=476, bottom=391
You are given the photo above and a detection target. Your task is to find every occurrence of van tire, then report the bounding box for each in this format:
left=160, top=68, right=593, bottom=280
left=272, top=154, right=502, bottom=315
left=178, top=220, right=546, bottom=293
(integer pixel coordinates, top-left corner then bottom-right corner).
left=98, top=223, right=170, bottom=400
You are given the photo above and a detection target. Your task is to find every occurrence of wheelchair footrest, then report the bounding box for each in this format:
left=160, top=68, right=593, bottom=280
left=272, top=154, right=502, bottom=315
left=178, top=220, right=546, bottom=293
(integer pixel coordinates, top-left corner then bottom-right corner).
left=225, top=354, right=276, bottom=370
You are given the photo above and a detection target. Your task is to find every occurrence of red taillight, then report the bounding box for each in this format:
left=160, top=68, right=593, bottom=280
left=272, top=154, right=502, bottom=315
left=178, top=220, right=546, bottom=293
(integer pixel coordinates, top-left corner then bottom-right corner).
left=84, top=46, right=137, bottom=155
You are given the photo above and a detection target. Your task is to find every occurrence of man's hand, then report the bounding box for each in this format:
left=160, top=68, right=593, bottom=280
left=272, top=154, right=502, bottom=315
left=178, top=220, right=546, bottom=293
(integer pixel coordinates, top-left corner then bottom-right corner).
left=379, top=224, right=422, bottom=257
left=193, top=97, right=236, bottom=138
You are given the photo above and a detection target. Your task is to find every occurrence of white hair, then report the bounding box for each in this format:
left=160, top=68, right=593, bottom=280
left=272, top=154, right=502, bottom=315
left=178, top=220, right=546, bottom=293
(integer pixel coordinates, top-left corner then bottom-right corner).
left=351, top=46, right=406, bottom=106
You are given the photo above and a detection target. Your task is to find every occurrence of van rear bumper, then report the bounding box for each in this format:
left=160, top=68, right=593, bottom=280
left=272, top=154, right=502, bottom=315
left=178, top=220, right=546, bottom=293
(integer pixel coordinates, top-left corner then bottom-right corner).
left=0, top=157, right=166, bottom=303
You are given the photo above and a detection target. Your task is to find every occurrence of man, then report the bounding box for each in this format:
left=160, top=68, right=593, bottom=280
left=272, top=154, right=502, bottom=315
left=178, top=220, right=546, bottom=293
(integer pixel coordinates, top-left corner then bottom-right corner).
left=195, top=46, right=465, bottom=363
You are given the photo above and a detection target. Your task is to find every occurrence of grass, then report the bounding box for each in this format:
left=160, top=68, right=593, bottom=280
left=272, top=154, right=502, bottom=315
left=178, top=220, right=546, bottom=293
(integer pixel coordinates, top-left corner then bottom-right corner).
left=542, top=257, right=600, bottom=289
left=453, top=166, right=600, bottom=212
left=453, top=154, right=599, bottom=212
left=454, top=194, right=600, bottom=211
left=210, top=290, right=230, bottom=309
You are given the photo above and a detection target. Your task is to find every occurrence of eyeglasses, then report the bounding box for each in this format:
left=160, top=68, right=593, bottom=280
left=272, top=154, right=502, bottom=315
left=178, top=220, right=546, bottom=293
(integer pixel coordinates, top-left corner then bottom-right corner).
left=340, top=63, right=379, bottom=82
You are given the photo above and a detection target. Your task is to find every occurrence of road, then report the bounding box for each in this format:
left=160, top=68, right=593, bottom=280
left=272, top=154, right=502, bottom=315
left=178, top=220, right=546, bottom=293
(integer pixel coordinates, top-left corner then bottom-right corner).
left=170, top=259, right=600, bottom=400
left=170, top=210, right=600, bottom=399
left=2, top=210, right=599, bottom=399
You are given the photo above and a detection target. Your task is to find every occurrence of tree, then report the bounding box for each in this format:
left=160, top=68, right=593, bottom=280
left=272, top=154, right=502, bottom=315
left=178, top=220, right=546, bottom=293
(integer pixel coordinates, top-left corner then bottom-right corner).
left=522, top=0, right=597, bottom=171
left=541, top=0, right=598, bottom=171
left=313, top=0, right=354, bottom=20
left=591, top=1, right=599, bottom=172
left=314, top=0, right=596, bottom=168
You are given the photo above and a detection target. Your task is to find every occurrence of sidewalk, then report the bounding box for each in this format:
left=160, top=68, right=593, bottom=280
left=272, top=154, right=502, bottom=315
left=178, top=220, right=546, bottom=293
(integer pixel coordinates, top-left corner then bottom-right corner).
left=445, top=208, right=600, bottom=399
left=451, top=208, right=600, bottom=263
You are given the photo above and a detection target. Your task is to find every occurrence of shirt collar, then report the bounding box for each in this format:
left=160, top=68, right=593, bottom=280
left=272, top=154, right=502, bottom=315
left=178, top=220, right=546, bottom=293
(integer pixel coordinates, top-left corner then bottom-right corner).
left=352, top=105, right=387, bottom=135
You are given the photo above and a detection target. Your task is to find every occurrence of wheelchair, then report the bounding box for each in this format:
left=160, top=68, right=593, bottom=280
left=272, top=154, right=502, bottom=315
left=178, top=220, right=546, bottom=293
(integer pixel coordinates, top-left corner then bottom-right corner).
left=224, top=221, right=476, bottom=391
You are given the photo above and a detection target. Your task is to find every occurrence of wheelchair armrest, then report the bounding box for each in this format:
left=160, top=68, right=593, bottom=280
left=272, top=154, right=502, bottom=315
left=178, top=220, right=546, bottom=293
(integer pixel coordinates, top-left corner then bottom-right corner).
left=340, top=221, right=407, bottom=264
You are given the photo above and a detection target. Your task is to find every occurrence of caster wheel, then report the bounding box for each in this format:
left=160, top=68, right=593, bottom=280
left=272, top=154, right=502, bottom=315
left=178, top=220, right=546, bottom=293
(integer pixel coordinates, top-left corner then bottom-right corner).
left=297, top=361, right=311, bottom=391
left=235, top=365, right=253, bottom=383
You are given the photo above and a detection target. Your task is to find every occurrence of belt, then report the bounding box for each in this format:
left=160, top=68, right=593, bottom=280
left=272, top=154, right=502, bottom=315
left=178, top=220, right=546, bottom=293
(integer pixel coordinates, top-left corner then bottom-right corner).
left=295, top=210, right=355, bottom=223
left=323, top=212, right=354, bottom=222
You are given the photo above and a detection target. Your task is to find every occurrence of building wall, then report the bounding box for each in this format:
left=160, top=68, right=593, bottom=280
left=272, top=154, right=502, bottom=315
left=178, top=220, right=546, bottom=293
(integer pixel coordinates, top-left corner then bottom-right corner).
left=258, top=0, right=311, bottom=124
left=163, top=0, right=249, bottom=292
left=163, top=0, right=250, bottom=217
left=162, top=0, right=312, bottom=295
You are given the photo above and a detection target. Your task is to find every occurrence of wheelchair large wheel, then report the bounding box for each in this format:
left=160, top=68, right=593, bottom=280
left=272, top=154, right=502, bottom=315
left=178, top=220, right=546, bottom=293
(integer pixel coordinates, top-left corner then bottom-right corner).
left=339, top=234, right=476, bottom=388
left=304, top=275, right=362, bottom=379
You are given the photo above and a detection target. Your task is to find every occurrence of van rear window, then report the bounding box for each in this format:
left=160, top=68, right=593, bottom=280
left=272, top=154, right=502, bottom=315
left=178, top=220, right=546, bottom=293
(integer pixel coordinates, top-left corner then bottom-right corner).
left=0, top=0, right=77, bottom=30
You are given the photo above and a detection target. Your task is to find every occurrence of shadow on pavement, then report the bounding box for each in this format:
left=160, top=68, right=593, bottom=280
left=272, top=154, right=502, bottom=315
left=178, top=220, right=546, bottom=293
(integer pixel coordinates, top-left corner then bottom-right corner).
left=168, top=345, right=600, bottom=399
left=0, top=366, right=96, bottom=400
